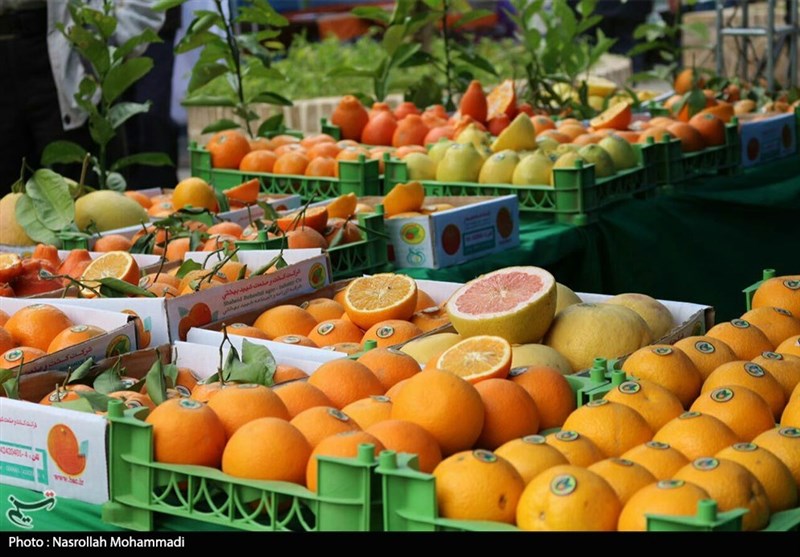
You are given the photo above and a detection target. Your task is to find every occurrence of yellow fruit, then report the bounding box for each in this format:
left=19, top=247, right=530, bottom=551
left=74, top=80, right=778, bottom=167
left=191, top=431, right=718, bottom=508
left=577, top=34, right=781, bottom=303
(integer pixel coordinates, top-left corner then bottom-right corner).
left=478, top=150, right=519, bottom=184
left=545, top=430, right=605, bottom=466
left=752, top=351, right=800, bottom=400
left=326, top=192, right=358, bottom=219
left=691, top=385, right=776, bottom=442
left=620, top=441, right=689, bottom=480
left=554, top=283, right=582, bottom=315
left=752, top=426, right=800, bottom=486
left=621, top=345, right=703, bottom=408
left=491, top=113, right=538, bottom=153
left=701, top=360, right=786, bottom=420
left=427, top=139, right=454, bottom=164
left=510, top=343, right=572, bottom=375
left=783, top=396, right=800, bottom=427
left=605, top=293, right=674, bottom=339
left=75, top=190, right=148, bottom=232
left=653, top=411, right=740, bottom=461
left=0, top=193, right=34, bottom=246
left=561, top=399, right=654, bottom=457
left=741, top=306, right=800, bottom=346
left=433, top=449, right=524, bottom=524
left=403, top=153, right=437, bottom=181
left=516, top=465, right=622, bottom=531
left=494, top=435, right=568, bottom=485
left=383, top=181, right=425, bottom=217
left=435, top=142, right=484, bottom=182
left=587, top=458, right=656, bottom=505
left=511, top=150, right=557, bottom=186
left=577, top=144, right=616, bottom=178
left=434, top=335, right=512, bottom=384
left=716, top=442, right=798, bottom=512
left=544, top=303, right=653, bottom=372
left=343, top=273, right=417, bottom=330
left=617, top=479, right=711, bottom=531
left=172, top=177, right=218, bottom=212
left=586, top=76, right=617, bottom=98
left=399, top=332, right=462, bottom=366
left=598, top=134, right=639, bottom=170
left=673, top=335, right=737, bottom=380
left=604, top=378, right=684, bottom=431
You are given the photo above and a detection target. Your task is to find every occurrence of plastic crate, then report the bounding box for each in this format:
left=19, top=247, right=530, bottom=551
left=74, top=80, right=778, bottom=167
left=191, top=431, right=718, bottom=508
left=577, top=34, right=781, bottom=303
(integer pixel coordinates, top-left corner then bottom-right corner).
left=383, top=143, right=658, bottom=226
left=101, top=401, right=382, bottom=532
left=257, top=210, right=391, bottom=280
left=189, top=144, right=382, bottom=202
left=742, top=268, right=778, bottom=311
left=650, top=120, right=741, bottom=188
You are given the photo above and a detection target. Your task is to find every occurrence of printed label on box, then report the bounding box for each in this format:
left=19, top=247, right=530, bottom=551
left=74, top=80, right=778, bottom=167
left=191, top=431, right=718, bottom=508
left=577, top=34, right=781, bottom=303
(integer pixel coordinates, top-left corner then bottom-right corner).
left=740, top=112, right=797, bottom=168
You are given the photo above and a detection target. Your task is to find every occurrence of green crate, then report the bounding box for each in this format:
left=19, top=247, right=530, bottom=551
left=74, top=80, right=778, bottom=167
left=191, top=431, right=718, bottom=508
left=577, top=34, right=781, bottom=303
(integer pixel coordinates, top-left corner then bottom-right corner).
left=259, top=210, right=391, bottom=280
left=650, top=121, right=741, bottom=188
left=101, top=401, right=382, bottom=532
left=189, top=144, right=382, bottom=202
left=383, top=143, right=658, bottom=226
left=742, top=268, right=778, bottom=311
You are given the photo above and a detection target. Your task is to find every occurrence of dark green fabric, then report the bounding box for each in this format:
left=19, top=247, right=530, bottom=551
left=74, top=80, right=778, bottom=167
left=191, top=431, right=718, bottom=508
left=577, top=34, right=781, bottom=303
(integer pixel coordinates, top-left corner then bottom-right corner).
left=402, top=155, right=800, bottom=322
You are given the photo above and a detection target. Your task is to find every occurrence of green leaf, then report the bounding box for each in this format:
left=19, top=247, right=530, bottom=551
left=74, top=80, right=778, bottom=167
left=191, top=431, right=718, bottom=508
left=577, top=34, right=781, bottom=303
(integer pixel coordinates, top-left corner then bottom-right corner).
left=176, top=29, right=221, bottom=54
left=66, top=25, right=110, bottom=76
left=249, top=92, right=293, bottom=106
left=52, top=398, right=95, bottom=414
left=257, top=114, right=285, bottom=136
left=215, top=189, right=230, bottom=213
left=103, top=58, right=154, bottom=104
left=85, top=9, right=117, bottom=40
left=242, top=339, right=276, bottom=386
left=154, top=0, right=185, bottom=10
left=111, top=153, right=173, bottom=172
left=182, top=94, right=237, bottom=107
left=398, top=50, right=435, bottom=68
left=93, top=366, right=127, bottom=395
left=238, top=0, right=288, bottom=27
left=0, top=369, right=15, bottom=385
left=67, top=358, right=96, bottom=384
left=88, top=113, right=116, bottom=147
left=130, top=230, right=155, bottom=254
left=108, top=102, right=151, bottom=129
left=382, top=24, right=406, bottom=56
left=188, top=62, right=229, bottom=93
left=201, top=119, right=241, bottom=135
left=189, top=12, right=222, bottom=34
left=145, top=359, right=168, bottom=406
left=251, top=254, right=286, bottom=276
left=175, top=259, right=202, bottom=280
left=15, top=195, right=59, bottom=244
left=96, top=277, right=157, bottom=298
left=26, top=169, right=75, bottom=231
left=105, top=172, right=126, bottom=192
left=452, top=9, right=494, bottom=29
left=352, top=6, right=392, bottom=24
left=41, top=141, right=87, bottom=166
left=387, top=43, right=422, bottom=71
left=328, top=66, right=377, bottom=79
left=681, top=21, right=710, bottom=43
left=633, top=22, right=666, bottom=41
left=455, top=50, right=497, bottom=76
left=114, top=29, right=162, bottom=61
left=256, top=201, right=280, bottom=221
left=163, top=363, right=179, bottom=390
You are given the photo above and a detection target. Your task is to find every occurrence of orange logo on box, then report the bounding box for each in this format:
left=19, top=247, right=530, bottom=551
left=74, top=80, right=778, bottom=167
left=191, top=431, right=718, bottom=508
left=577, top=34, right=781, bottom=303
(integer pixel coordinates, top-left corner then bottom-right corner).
left=47, top=424, right=86, bottom=476
left=308, top=263, right=327, bottom=289
left=400, top=223, right=425, bottom=245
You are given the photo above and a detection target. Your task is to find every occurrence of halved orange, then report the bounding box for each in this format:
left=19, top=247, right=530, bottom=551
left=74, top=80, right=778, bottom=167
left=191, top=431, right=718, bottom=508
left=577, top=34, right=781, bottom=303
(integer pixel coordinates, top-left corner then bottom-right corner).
left=590, top=102, right=632, bottom=131
left=0, top=253, right=22, bottom=283
left=433, top=335, right=512, bottom=383
left=383, top=181, right=425, bottom=217
left=80, top=251, right=140, bottom=286
left=486, top=79, right=517, bottom=121
left=223, top=178, right=260, bottom=205
left=275, top=206, right=329, bottom=233
left=326, top=193, right=358, bottom=220
left=343, top=273, right=418, bottom=330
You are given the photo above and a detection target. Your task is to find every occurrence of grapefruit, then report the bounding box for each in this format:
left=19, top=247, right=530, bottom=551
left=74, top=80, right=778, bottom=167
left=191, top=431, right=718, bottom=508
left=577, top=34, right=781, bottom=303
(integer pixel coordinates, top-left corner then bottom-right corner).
left=446, top=266, right=557, bottom=344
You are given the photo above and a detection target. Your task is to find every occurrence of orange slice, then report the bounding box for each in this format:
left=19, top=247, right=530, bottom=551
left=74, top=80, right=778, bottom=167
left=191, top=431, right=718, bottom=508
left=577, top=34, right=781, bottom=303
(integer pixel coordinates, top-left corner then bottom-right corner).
left=0, top=253, right=22, bottom=283
left=383, top=181, right=425, bottom=217
left=343, top=273, right=418, bottom=330
left=326, top=192, right=358, bottom=220
left=590, top=102, right=633, bottom=131
left=275, top=206, right=329, bottom=233
left=486, top=79, right=517, bottom=121
left=80, top=251, right=140, bottom=287
left=223, top=178, right=260, bottom=205
left=434, top=335, right=512, bottom=383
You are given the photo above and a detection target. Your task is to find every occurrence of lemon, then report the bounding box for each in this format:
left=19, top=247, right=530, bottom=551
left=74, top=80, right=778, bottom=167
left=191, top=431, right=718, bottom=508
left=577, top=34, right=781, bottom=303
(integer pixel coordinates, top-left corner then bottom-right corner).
left=510, top=344, right=573, bottom=375
left=478, top=150, right=520, bottom=184
left=0, top=193, right=35, bottom=246
left=586, top=76, right=618, bottom=98
left=578, top=144, right=616, bottom=178
left=404, top=153, right=437, bottom=181
left=428, top=139, right=454, bottom=164
left=436, top=143, right=485, bottom=183
left=400, top=332, right=463, bottom=365
left=490, top=113, right=538, bottom=153
left=598, top=135, right=639, bottom=170
left=75, top=190, right=148, bottom=232
left=512, top=151, right=556, bottom=186
left=455, top=124, right=491, bottom=151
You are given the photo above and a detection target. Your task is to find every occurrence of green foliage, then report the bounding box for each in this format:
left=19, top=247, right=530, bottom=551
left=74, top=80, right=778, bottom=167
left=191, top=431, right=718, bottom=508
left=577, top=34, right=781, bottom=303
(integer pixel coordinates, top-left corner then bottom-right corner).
left=42, top=0, right=172, bottom=191
left=165, top=0, right=293, bottom=137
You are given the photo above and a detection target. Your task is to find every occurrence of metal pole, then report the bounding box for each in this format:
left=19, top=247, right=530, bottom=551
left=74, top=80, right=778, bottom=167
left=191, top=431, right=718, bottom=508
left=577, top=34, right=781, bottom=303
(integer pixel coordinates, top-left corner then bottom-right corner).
left=767, top=0, right=776, bottom=91
left=791, top=0, right=798, bottom=86
left=716, top=0, right=725, bottom=77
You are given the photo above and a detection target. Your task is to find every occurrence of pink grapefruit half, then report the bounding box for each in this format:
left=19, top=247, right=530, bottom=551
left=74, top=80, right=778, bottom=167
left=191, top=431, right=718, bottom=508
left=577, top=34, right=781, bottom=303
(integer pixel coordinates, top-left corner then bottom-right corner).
left=446, top=266, right=557, bottom=344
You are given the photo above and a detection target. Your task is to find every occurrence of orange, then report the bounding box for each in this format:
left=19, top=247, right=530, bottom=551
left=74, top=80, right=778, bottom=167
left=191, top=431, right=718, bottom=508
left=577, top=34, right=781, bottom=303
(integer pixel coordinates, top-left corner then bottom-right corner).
left=274, top=143, right=308, bottom=157
left=701, top=360, right=786, bottom=419
left=433, top=335, right=512, bottom=384
left=716, top=442, right=798, bottom=512
left=222, top=417, right=310, bottom=484
left=459, top=81, right=488, bottom=124
left=752, top=426, right=800, bottom=486
left=434, top=449, right=523, bottom=524
left=572, top=133, right=602, bottom=146
left=637, top=126, right=675, bottom=144
left=286, top=228, right=327, bottom=249
left=300, top=298, right=345, bottom=322
left=486, top=79, right=517, bottom=120
left=56, top=249, right=92, bottom=281
left=272, top=363, right=308, bottom=385
left=331, top=95, right=369, bottom=141
left=590, top=102, right=632, bottom=131
left=307, top=319, right=363, bottom=347
left=273, top=152, right=309, bottom=175
left=361, top=320, right=423, bottom=349
left=392, top=115, right=429, bottom=148
left=124, top=190, right=153, bottom=209
left=753, top=351, right=800, bottom=400
left=164, top=237, right=191, bottom=263
left=674, top=457, right=770, bottom=531
left=290, top=406, right=361, bottom=449
left=777, top=335, right=800, bottom=357
left=93, top=234, right=132, bottom=252
left=81, top=250, right=141, bottom=287
left=145, top=398, right=227, bottom=467
left=273, top=382, right=333, bottom=418
left=383, top=181, right=425, bottom=217
left=495, top=435, right=569, bottom=486
left=206, top=383, right=289, bottom=438
left=356, top=347, right=420, bottom=391
left=366, top=419, right=442, bottom=473
left=561, top=399, right=653, bottom=457
left=621, top=345, right=702, bottom=408
left=252, top=305, right=317, bottom=340
left=536, top=129, right=571, bottom=143
left=108, top=391, right=156, bottom=410
left=306, top=142, right=341, bottom=160
left=700, top=101, right=735, bottom=123
left=142, top=271, right=180, bottom=290
left=238, top=150, right=276, bottom=172
left=343, top=273, right=418, bottom=330
left=272, top=334, right=318, bottom=348
left=604, top=378, right=684, bottom=431
left=206, top=130, right=251, bottom=169
left=617, top=479, right=711, bottom=531
left=341, top=395, right=392, bottom=429
left=1, top=345, right=46, bottom=369
left=217, top=260, right=248, bottom=282
left=325, top=193, right=358, bottom=221
left=666, top=121, right=705, bottom=152
left=674, top=68, right=705, bottom=94
left=172, top=177, right=218, bottom=212
left=673, top=335, right=737, bottom=380
left=783, top=396, right=800, bottom=427
left=516, top=464, right=621, bottom=531
left=177, top=269, right=227, bottom=292
left=275, top=206, right=328, bottom=233
left=557, top=124, right=588, bottom=140
left=32, top=244, right=60, bottom=267
left=327, top=342, right=362, bottom=355
left=410, top=306, right=450, bottom=332
left=0, top=327, right=14, bottom=354
left=148, top=201, right=174, bottom=218
left=394, top=101, right=420, bottom=120
left=390, top=369, right=484, bottom=456
left=544, top=430, right=605, bottom=467
left=412, top=290, right=436, bottom=312
left=300, top=133, right=335, bottom=148
left=361, top=110, right=397, bottom=146
left=620, top=441, right=689, bottom=480
left=306, top=431, right=384, bottom=492
left=752, top=275, right=800, bottom=315
left=265, top=134, right=299, bottom=150
left=189, top=380, right=224, bottom=403
left=46, top=324, right=105, bottom=354
left=688, top=112, right=726, bottom=147
left=741, top=306, right=800, bottom=346
left=39, top=383, right=93, bottom=405
left=506, top=366, right=575, bottom=430
left=0, top=310, right=9, bottom=327
left=5, top=304, right=74, bottom=352
left=473, top=379, right=539, bottom=450
left=531, top=115, right=556, bottom=136
left=587, top=458, right=656, bottom=505
left=307, top=359, right=384, bottom=409
left=207, top=221, right=243, bottom=239
left=304, top=156, right=337, bottom=177
left=653, top=411, right=740, bottom=461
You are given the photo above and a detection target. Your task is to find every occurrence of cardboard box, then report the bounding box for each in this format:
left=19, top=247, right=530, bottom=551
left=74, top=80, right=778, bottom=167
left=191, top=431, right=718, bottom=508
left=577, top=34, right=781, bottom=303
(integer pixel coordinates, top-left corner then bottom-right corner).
left=0, top=298, right=137, bottom=374
left=45, top=250, right=332, bottom=347
left=186, top=277, right=463, bottom=353
left=738, top=111, right=798, bottom=168
left=361, top=195, right=520, bottom=269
